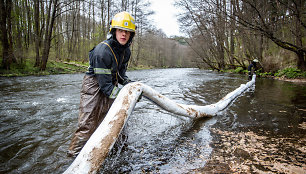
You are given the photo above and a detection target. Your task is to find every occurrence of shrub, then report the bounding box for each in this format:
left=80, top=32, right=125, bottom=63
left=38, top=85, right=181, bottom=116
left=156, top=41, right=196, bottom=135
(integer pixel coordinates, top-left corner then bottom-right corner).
left=274, top=68, right=304, bottom=79
left=234, top=67, right=244, bottom=73
left=260, top=72, right=273, bottom=77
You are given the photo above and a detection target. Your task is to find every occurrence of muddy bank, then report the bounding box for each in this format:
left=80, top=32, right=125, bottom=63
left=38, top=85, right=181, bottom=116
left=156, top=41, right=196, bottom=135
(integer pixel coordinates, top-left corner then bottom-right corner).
left=196, top=126, right=305, bottom=173
left=275, top=77, right=306, bottom=84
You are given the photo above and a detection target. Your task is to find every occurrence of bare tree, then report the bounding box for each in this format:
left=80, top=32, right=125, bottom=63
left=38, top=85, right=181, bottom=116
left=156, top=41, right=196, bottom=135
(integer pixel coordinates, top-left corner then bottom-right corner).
left=232, top=0, right=306, bottom=70
left=40, top=0, right=59, bottom=70
left=1, top=0, right=186, bottom=72
left=176, top=0, right=305, bottom=71
left=130, top=0, right=153, bottom=66
left=176, top=0, right=228, bottom=70
left=34, top=0, right=41, bottom=67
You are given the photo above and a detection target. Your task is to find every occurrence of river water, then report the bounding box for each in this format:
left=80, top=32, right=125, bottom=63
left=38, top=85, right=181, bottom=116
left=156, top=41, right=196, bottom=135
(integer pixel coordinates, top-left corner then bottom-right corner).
left=0, top=68, right=305, bottom=173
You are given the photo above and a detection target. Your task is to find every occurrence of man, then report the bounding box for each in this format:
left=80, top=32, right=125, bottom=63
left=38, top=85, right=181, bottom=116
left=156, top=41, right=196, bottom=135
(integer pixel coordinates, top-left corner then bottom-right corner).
left=248, top=59, right=259, bottom=80
left=68, top=11, right=136, bottom=157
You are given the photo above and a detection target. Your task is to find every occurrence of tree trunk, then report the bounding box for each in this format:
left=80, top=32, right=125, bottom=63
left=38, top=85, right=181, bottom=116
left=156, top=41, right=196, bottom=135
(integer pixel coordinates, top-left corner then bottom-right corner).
left=0, top=0, right=12, bottom=70
left=100, top=0, right=106, bottom=40
left=215, top=0, right=225, bottom=69
left=297, top=51, right=306, bottom=70
left=107, top=0, right=110, bottom=31
left=7, top=0, right=16, bottom=64
left=34, top=0, right=40, bottom=67
left=228, top=0, right=236, bottom=68
left=40, top=0, right=58, bottom=71
left=294, top=0, right=305, bottom=70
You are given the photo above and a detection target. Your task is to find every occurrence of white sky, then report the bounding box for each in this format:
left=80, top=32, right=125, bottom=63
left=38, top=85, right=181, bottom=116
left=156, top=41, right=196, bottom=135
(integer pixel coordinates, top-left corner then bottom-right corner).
left=149, top=0, right=181, bottom=37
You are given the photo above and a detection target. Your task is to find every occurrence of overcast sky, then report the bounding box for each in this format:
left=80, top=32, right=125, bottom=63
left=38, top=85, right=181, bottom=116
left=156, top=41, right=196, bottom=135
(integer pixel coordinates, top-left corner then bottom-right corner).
left=149, top=0, right=182, bottom=37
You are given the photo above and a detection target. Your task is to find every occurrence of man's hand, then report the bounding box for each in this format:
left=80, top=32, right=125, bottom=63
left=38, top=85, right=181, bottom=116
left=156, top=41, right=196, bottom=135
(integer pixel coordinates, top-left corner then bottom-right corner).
left=122, top=79, right=134, bottom=85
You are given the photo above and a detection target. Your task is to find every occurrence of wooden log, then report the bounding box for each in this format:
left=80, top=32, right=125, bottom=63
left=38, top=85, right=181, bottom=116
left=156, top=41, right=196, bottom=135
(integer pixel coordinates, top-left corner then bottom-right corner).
left=63, top=75, right=256, bottom=174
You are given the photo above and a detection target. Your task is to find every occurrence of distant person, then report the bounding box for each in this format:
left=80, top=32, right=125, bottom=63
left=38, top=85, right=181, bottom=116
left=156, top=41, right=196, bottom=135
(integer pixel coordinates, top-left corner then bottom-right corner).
left=68, top=11, right=136, bottom=157
left=248, top=59, right=259, bottom=80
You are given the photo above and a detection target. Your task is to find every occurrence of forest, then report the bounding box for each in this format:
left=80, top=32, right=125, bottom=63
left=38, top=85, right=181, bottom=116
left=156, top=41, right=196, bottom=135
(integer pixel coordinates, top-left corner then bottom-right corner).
left=0, top=0, right=305, bottom=76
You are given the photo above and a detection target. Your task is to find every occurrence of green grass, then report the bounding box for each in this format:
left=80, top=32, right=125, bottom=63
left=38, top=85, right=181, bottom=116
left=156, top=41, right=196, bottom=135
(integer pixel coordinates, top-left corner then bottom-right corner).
left=0, top=59, right=88, bottom=77
left=0, top=58, right=151, bottom=77
left=234, top=67, right=244, bottom=73
left=223, top=66, right=305, bottom=79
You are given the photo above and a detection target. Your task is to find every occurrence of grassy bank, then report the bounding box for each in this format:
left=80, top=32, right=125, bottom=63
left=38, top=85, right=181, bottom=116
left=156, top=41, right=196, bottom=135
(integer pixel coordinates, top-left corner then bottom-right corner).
left=0, top=59, right=88, bottom=77
left=226, top=67, right=306, bottom=80
left=1, top=59, right=305, bottom=80
left=0, top=59, right=153, bottom=77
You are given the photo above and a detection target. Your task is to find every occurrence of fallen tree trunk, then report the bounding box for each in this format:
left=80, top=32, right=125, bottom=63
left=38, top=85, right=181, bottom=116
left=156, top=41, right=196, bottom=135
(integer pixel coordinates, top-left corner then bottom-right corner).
left=64, top=75, right=256, bottom=174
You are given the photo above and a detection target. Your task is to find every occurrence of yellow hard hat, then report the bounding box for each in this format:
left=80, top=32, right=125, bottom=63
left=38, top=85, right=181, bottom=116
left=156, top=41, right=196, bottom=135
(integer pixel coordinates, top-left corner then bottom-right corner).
left=253, top=59, right=259, bottom=62
left=110, top=12, right=136, bottom=32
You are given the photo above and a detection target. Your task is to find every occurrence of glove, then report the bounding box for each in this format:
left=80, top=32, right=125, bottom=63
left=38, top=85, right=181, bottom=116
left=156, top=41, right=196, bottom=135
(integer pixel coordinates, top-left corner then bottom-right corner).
left=122, top=78, right=134, bottom=85
left=109, top=86, right=122, bottom=99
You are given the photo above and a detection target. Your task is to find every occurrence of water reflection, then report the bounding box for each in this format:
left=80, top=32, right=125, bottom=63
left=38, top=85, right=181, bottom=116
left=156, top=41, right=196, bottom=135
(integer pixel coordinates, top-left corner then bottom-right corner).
left=0, top=69, right=305, bottom=173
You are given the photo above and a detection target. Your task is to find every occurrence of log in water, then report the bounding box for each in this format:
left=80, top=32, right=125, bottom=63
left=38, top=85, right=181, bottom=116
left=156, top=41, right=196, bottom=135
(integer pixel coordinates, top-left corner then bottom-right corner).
left=64, top=75, right=256, bottom=174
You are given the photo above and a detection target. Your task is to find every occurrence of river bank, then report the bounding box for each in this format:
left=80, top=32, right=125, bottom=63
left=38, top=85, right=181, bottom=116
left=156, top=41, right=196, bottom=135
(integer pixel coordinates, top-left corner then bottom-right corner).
left=0, top=60, right=88, bottom=77
left=1, top=61, right=305, bottom=85
left=274, top=76, right=306, bottom=84
left=0, top=60, right=154, bottom=77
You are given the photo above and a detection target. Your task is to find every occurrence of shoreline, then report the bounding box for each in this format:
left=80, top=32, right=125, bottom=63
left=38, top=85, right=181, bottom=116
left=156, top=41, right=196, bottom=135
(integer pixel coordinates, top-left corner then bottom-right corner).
left=273, top=76, right=306, bottom=84
left=1, top=67, right=305, bottom=84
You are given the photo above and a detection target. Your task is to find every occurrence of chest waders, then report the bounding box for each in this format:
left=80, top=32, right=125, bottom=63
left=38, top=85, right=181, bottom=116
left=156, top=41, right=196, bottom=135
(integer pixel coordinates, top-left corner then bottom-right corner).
left=68, top=42, right=123, bottom=157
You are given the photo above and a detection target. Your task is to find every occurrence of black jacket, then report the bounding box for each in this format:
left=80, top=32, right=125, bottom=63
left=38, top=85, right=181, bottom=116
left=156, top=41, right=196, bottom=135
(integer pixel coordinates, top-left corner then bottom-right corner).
left=248, top=62, right=257, bottom=72
left=86, top=37, right=130, bottom=98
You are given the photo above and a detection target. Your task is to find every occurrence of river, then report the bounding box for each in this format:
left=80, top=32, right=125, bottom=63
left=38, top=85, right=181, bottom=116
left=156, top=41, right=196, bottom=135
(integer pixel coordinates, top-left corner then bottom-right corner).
left=0, top=68, right=305, bottom=173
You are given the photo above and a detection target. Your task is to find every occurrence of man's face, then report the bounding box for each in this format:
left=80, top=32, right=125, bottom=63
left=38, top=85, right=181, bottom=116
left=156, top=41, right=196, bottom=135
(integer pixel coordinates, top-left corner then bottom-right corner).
left=116, top=29, right=131, bottom=45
